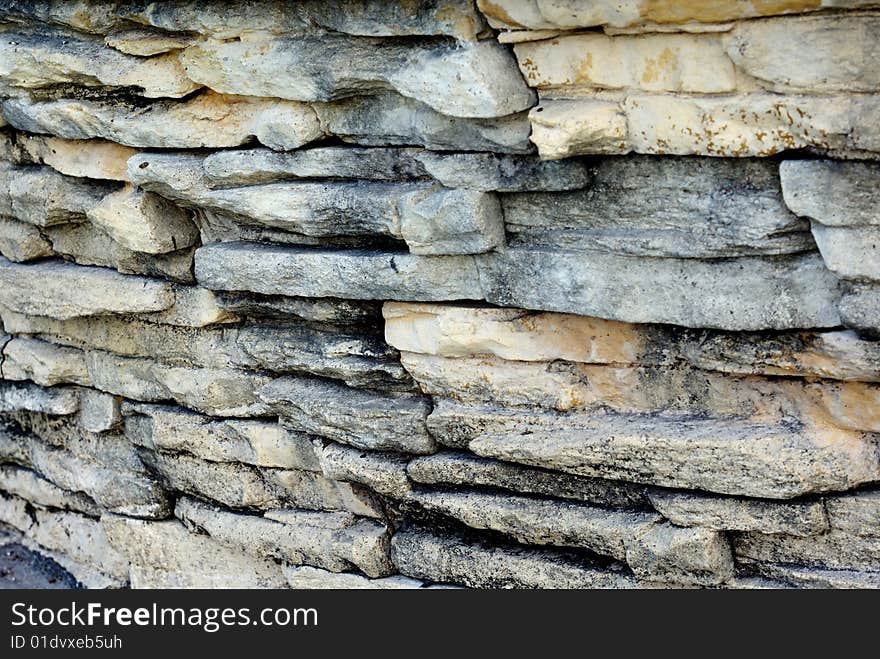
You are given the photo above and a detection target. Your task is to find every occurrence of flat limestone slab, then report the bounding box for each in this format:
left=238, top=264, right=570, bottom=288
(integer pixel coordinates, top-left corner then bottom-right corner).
left=194, top=242, right=483, bottom=301
left=0, top=257, right=174, bottom=319
left=466, top=412, right=880, bottom=499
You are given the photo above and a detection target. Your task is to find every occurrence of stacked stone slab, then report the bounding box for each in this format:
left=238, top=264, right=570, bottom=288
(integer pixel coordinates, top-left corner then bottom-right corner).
left=0, top=1, right=878, bottom=589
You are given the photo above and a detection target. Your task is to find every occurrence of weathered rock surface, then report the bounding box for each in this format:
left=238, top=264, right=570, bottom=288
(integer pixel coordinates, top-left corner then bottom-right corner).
left=176, top=496, right=392, bottom=577
left=9, top=134, right=137, bottom=181
left=411, top=488, right=661, bottom=560
left=647, top=490, right=829, bottom=536
left=382, top=302, right=880, bottom=382
left=0, top=217, right=54, bottom=262
left=313, top=92, right=533, bottom=153
left=195, top=242, right=483, bottom=301
left=130, top=153, right=504, bottom=255
left=124, top=404, right=320, bottom=471
left=1, top=337, right=90, bottom=387
left=0, top=257, right=174, bottom=319
left=102, top=516, right=287, bottom=589
left=392, top=527, right=638, bottom=588
left=407, top=451, right=647, bottom=508
left=529, top=94, right=880, bottom=160
left=260, top=377, right=436, bottom=454
left=181, top=37, right=533, bottom=118
left=825, top=489, right=880, bottom=537
left=0, top=464, right=100, bottom=516
left=1, top=91, right=324, bottom=151
left=840, top=284, right=880, bottom=336
left=77, top=389, right=121, bottom=434
left=780, top=160, right=880, bottom=228
left=478, top=248, right=842, bottom=331
left=735, top=530, right=880, bottom=571
left=745, top=562, right=880, bottom=589
left=0, top=494, right=129, bottom=580
left=3, top=0, right=879, bottom=591
left=0, top=164, right=113, bottom=226
left=475, top=0, right=876, bottom=30
left=0, top=382, right=79, bottom=415
left=501, top=157, right=813, bottom=257
left=414, top=151, right=590, bottom=191
left=39, top=222, right=196, bottom=284
left=202, top=147, right=427, bottom=186
left=316, top=441, right=413, bottom=500
left=86, top=186, right=199, bottom=255
left=112, top=0, right=489, bottom=41
left=0, top=26, right=199, bottom=98
left=462, top=409, right=880, bottom=499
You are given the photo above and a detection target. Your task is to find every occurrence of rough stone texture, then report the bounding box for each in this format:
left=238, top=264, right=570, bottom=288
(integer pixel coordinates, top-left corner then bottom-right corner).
left=195, top=242, right=483, bottom=302
left=407, top=451, right=647, bottom=508
left=476, top=0, right=878, bottom=30
left=528, top=94, right=880, bottom=160
left=3, top=1, right=880, bottom=591
left=86, top=186, right=198, bottom=255
left=647, top=490, right=829, bottom=536
left=10, top=134, right=137, bottom=181
left=260, top=377, right=436, bottom=454
left=1, top=91, right=324, bottom=151
left=501, top=157, right=813, bottom=257
left=0, top=257, right=174, bottom=319
left=0, top=26, right=199, bottom=99
left=478, top=249, right=842, bottom=330
left=282, top=565, right=430, bottom=589
left=102, top=516, right=287, bottom=589
left=180, top=37, right=533, bottom=118
left=392, top=527, right=639, bottom=588
left=124, top=403, right=320, bottom=471
left=465, top=412, right=880, bottom=499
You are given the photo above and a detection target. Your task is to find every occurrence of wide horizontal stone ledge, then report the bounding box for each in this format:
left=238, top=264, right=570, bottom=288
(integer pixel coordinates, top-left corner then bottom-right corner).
left=129, top=153, right=505, bottom=256
left=0, top=0, right=488, bottom=41
left=391, top=527, right=639, bottom=588
left=407, top=450, right=647, bottom=508
left=0, top=310, right=408, bottom=390
left=0, top=26, right=199, bottom=98
left=530, top=93, right=880, bottom=160
left=501, top=156, right=812, bottom=258
left=195, top=243, right=841, bottom=331
left=0, top=91, right=323, bottom=151
left=514, top=14, right=880, bottom=95
left=0, top=257, right=234, bottom=326
left=466, top=412, right=880, bottom=499
left=122, top=403, right=321, bottom=471
left=0, top=257, right=173, bottom=319
left=194, top=242, right=484, bottom=301
left=646, top=490, right=829, bottom=537
left=478, top=248, right=842, bottom=331
left=383, top=303, right=880, bottom=381
left=1, top=90, right=533, bottom=153
left=181, top=36, right=534, bottom=119
left=477, top=0, right=877, bottom=30
left=130, top=146, right=588, bottom=192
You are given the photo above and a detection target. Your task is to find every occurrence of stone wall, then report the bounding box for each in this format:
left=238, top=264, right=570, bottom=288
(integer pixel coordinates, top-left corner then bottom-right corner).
left=0, top=0, right=878, bottom=589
